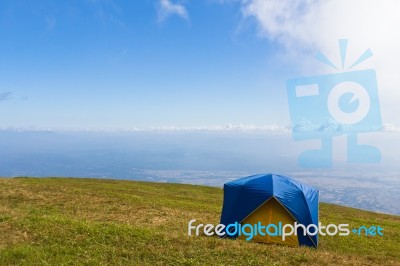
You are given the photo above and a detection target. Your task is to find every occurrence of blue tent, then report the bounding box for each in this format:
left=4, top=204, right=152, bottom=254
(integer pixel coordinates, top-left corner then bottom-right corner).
left=220, top=173, right=319, bottom=247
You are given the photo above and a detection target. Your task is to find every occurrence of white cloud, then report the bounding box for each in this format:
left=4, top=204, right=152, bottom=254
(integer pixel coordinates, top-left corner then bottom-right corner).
left=0, top=124, right=290, bottom=133
left=5, top=123, right=400, bottom=133
left=147, top=124, right=290, bottom=133
left=158, top=0, right=189, bottom=22
left=240, top=0, right=400, bottom=126
left=382, top=123, right=400, bottom=133
left=241, top=0, right=318, bottom=47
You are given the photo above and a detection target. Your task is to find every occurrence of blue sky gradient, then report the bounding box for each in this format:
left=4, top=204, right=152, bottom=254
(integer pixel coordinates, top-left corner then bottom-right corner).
left=2, top=1, right=400, bottom=131
left=0, top=0, right=295, bottom=130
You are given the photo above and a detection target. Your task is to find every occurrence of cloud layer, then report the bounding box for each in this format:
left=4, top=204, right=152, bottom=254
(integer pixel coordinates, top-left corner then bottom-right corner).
left=240, top=0, right=400, bottom=126
left=158, top=0, right=189, bottom=23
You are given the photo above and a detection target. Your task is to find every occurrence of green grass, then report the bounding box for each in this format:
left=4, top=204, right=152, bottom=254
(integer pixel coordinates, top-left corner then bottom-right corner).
left=0, top=177, right=399, bottom=265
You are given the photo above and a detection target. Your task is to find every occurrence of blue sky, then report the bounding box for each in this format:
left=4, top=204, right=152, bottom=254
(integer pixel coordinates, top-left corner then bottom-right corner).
left=0, top=0, right=295, bottom=130
left=1, top=0, right=400, bottom=131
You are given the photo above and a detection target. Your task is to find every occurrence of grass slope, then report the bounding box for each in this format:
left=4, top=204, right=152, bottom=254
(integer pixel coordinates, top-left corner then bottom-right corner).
left=0, top=177, right=399, bottom=265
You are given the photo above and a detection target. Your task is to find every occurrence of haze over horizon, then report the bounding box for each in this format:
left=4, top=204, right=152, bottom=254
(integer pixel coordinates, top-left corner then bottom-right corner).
left=1, top=129, right=399, bottom=215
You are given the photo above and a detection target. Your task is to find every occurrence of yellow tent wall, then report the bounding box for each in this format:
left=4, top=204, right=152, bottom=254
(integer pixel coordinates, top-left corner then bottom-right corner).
left=239, top=197, right=299, bottom=246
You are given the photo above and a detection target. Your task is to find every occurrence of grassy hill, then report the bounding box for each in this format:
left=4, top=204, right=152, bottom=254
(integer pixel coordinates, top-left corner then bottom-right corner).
left=0, top=177, right=399, bottom=265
